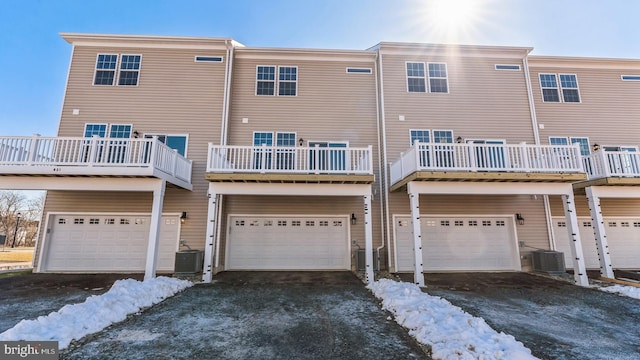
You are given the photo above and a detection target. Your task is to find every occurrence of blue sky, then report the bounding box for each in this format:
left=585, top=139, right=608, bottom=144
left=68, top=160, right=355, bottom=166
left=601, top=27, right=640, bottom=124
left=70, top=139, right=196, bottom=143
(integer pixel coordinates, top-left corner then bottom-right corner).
left=1, top=0, right=638, bottom=136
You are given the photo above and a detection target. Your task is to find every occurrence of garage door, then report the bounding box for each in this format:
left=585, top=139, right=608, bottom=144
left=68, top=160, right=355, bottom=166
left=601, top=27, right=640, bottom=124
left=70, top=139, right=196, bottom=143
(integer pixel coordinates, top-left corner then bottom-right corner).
left=226, top=215, right=349, bottom=270
left=44, top=214, right=179, bottom=272
left=395, top=215, right=520, bottom=272
left=554, top=217, right=640, bottom=269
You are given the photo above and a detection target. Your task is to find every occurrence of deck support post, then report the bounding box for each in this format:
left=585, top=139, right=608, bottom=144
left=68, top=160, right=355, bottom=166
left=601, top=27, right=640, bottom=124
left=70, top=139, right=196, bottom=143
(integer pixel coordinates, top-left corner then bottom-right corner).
left=562, top=190, right=589, bottom=287
left=364, top=193, right=374, bottom=284
left=407, top=182, right=425, bottom=286
left=202, top=183, right=218, bottom=283
left=144, top=179, right=166, bottom=281
left=585, top=186, right=614, bottom=278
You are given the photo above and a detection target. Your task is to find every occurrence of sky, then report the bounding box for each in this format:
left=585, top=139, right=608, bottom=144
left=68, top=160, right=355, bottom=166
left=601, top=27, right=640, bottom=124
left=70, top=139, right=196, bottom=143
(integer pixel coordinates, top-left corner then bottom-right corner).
left=0, top=0, right=639, bottom=136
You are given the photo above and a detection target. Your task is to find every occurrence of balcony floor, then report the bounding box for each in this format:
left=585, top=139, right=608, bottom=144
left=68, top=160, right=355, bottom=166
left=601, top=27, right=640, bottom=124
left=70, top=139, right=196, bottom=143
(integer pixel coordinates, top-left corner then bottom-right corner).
left=205, top=172, right=374, bottom=184
left=390, top=171, right=587, bottom=192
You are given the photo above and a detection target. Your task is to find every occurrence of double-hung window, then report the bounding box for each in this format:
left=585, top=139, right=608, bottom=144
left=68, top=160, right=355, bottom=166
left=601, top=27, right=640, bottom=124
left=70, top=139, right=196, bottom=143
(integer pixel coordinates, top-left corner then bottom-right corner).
left=406, top=62, right=426, bottom=92
left=409, top=129, right=454, bottom=167
left=410, top=129, right=431, bottom=167
left=94, top=54, right=141, bottom=86
left=83, top=123, right=131, bottom=163
left=256, top=66, right=297, bottom=96
left=550, top=136, right=590, bottom=155
left=252, top=132, right=296, bottom=170
left=406, top=62, right=449, bottom=93
left=540, top=73, right=580, bottom=103
left=428, top=63, right=449, bottom=93
left=144, top=134, right=188, bottom=156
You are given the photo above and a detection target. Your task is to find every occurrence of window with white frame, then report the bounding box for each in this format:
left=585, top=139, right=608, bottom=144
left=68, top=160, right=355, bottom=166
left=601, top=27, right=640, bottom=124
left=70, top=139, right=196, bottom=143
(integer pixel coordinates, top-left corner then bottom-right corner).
left=433, top=130, right=453, bottom=143
left=145, top=134, right=188, bottom=156
left=540, top=73, right=580, bottom=103
left=406, top=62, right=426, bottom=92
left=94, top=54, right=141, bottom=86
left=539, top=74, right=560, bottom=102
left=256, top=66, right=297, bottom=96
left=252, top=132, right=296, bottom=170
left=84, top=123, right=107, bottom=137
left=559, top=74, right=580, bottom=102
left=549, top=136, right=590, bottom=156
left=428, top=63, right=449, bottom=93
left=410, top=129, right=430, bottom=145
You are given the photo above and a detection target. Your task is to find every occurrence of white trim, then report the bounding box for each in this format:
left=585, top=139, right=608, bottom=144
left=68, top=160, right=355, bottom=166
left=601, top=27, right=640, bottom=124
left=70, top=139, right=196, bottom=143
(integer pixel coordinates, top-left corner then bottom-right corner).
left=37, top=211, right=181, bottom=273
left=427, top=62, right=449, bottom=94
left=117, top=54, right=142, bottom=87
left=405, top=61, right=426, bottom=93
left=465, top=138, right=506, bottom=144
left=495, top=64, right=522, bottom=71
left=621, top=75, right=640, bottom=81
left=346, top=67, right=372, bottom=74
left=56, top=44, right=75, bottom=136
left=144, top=133, right=190, bottom=157
left=277, top=65, right=298, bottom=97
left=558, top=73, right=581, bottom=103
left=588, top=186, right=640, bottom=199
left=539, top=73, right=560, bottom=103
left=432, top=129, right=454, bottom=143
left=407, top=181, right=574, bottom=196
left=194, top=55, right=223, bottom=63
left=255, top=65, right=276, bottom=96
left=210, top=183, right=372, bottom=196
left=392, top=213, right=522, bottom=273
left=92, top=53, right=118, bottom=86
left=224, top=213, right=351, bottom=271
left=0, top=177, right=165, bottom=191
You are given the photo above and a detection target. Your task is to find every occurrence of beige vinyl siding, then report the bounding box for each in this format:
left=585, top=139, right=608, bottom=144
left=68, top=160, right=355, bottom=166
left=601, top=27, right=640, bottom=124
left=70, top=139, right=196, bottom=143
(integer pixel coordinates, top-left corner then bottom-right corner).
left=217, top=195, right=382, bottom=271
left=387, top=192, right=548, bottom=271
left=381, top=54, right=534, bottom=160
left=531, top=63, right=640, bottom=147
left=36, top=44, right=228, bottom=270
left=549, top=196, right=640, bottom=218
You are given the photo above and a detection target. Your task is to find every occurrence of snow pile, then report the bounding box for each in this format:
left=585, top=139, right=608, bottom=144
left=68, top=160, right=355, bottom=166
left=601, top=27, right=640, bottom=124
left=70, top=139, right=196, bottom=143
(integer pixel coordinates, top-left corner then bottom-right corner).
left=368, top=279, right=537, bottom=360
left=597, top=284, right=640, bottom=300
left=0, top=276, right=192, bottom=349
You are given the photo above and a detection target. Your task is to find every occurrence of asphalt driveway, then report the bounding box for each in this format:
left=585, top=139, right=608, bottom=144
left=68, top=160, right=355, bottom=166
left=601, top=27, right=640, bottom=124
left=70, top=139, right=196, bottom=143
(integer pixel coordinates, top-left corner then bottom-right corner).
left=61, top=272, right=428, bottom=360
left=405, top=272, right=640, bottom=360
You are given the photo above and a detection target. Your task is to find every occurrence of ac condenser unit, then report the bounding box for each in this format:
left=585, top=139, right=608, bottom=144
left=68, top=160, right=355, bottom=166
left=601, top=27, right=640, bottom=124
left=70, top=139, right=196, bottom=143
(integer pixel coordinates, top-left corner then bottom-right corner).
left=532, top=250, right=565, bottom=274
left=174, top=250, right=203, bottom=274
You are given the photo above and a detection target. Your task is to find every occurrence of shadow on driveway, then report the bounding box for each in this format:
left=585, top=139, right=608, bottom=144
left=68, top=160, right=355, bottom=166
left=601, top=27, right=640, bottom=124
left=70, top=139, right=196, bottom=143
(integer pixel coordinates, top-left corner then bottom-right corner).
left=398, top=272, right=640, bottom=360
left=63, top=271, right=429, bottom=360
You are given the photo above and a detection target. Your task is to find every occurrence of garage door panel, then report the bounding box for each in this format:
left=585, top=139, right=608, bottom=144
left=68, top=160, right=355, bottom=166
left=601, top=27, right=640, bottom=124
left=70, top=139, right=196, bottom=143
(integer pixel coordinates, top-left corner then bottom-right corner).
left=395, top=216, right=519, bottom=272
left=45, top=214, right=178, bottom=272
left=227, top=216, right=349, bottom=270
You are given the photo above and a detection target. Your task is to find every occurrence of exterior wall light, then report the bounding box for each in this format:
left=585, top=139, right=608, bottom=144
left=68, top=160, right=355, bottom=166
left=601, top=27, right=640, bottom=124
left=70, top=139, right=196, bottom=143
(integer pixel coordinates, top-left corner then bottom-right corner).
left=592, top=143, right=600, bottom=152
left=456, top=136, right=463, bottom=143
left=180, top=211, right=188, bottom=224
left=516, top=213, right=525, bottom=225
left=298, top=138, right=304, bottom=146
left=351, top=213, right=357, bottom=225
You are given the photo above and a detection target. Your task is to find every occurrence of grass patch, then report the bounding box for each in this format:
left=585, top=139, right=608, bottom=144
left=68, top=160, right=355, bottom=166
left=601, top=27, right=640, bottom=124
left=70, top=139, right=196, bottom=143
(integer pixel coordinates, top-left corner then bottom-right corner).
left=0, top=269, right=32, bottom=278
left=0, top=250, right=34, bottom=262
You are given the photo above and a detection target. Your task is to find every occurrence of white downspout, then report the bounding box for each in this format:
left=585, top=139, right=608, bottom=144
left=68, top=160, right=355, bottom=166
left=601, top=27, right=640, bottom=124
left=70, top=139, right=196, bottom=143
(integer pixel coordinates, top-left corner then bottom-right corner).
left=373, top=54, right=385, bottom=272
left=524, top=54, right=556, bottom=250
left=376, top=49, right=393, bottom=271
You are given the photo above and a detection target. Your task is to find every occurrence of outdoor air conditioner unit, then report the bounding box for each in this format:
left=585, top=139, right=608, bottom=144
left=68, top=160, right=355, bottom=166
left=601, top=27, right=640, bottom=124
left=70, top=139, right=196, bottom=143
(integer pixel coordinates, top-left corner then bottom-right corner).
left=174, top=250, right=203, bottom=274
left=356, top=249, right=379, bottom=272
left=532, top=250, right=565, bottom=274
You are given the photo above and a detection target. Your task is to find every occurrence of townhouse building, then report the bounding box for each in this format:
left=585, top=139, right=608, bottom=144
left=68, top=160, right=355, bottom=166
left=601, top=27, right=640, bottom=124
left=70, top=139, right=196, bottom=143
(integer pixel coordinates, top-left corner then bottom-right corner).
left=1, top=32, right=638, bottom=286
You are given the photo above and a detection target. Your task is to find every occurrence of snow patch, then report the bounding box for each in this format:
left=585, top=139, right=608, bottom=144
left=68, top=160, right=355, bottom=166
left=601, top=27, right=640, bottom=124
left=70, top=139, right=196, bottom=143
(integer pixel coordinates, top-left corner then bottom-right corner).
left=114, top=329, right=162, bottom=342
left=0, top=276, right=192, bottom=349
left=596, top=284, right=640, bottom=299
left=368, top=279, right=538, bottom=360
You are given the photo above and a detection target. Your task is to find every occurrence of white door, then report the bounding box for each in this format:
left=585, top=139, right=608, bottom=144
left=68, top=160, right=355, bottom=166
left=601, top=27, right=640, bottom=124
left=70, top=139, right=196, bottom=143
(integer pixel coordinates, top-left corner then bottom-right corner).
left=554, top=217, right=640, bottom=269
left=44, top=214, right=179, bottom=272
left=395, top=215, right=520, bottom=272
left=226, top=215, right=350, bottom=270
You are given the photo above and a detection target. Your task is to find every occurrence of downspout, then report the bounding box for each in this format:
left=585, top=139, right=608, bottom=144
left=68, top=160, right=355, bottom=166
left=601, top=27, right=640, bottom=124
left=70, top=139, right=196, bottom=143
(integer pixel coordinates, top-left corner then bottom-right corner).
left=523, top=54, right=556, bottom=250
left=373, top=53, right=385, bottom=271
left=376, top=49, right=393, bottom=271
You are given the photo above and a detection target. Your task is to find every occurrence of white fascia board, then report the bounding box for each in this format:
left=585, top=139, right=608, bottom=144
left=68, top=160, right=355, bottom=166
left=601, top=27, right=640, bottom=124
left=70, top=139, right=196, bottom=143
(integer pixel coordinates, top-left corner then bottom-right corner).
left=0, top=176, right=163, bottom=191
left=406, top=181, right=573, bottom=196
left=209, top=182, right=371, bottom=196
left=588, top=186, right=640, bottom=198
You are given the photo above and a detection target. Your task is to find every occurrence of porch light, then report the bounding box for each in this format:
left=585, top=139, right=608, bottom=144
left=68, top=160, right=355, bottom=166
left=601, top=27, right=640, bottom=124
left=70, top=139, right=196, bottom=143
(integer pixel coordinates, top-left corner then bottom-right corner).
left=298, top=138, right=304, bottom=146
left=456, top=136, right=463, bottom=143
left=351, top=213, right=357, bottom=225
left=592, top=143, right=600, bottom=152
left=180, top=212, right=188, bottom=224
left=133, top=130, right=140, bottom=138
left=516, top=213, right=525, bottom=225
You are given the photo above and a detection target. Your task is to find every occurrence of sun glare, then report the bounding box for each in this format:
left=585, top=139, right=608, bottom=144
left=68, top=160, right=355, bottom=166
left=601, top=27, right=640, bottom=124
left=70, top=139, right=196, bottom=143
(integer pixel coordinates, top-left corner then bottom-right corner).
left=411, top=0, right=496, bottom=44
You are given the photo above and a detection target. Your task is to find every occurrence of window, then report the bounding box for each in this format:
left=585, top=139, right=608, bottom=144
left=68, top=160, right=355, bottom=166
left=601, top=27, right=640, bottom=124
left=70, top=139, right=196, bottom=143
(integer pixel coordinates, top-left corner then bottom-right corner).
left=319, top=221, right=329, bottom=226
left=496, top=220, right=506, bottom=227
left=94, top=54, right=118, bottom=85
left=608, top=222, right=617, bottom=227
left=495, top=64, right=521, bottom=71
left=549, top=137, right=590, bottom=155
left=94, top=54, right=141, bottom=86
left=308, top=141, right=348, bottom=171
left=454, top=220, right=464, bottom=226
left=468, top=220, right=478, bottom=226
left=256, top=66, right=297, bottom=96
left=433, top=130, right=453, bottom=143
left=105, top=218, right=115, bottom=225
left=235, top=220, right=245, bottom=226
left=621, top=75, right=640, bottom=81
left=109, top=124, right=132, bottom=138
left=89, top=218, right=100, bottom=225
left=278, top=66, right=297, bottom=96
left=540, top=73, right=580, bottom=103
left=428, top=63, right=449, bottom=93
left=549, top=137, right=568, bottom=146
left=582, top=221, right=592, bottom=227
left=440, top=220, right=450, bottom=226
left=410, top=129, right=430, bottom=145
left=292, top=221, right=301, bottom=226
left=482, top=221, right=491, bottom=226
left=58, top=218, right=66, bottom=225
left=84, top=124, right=107, bottom=138
left=306, top=220, right=315, bottom=226
left=145, top=134, right=188, bottom=156
left=195, top=56, right=223, bottom=62
left=118, top=55, right=141, bottom=86
left=406, top=62, right=426, bottom=92
left=539, top=74, right=560, bottom=102
left=278, top=220, right=287, bottom=226
left=621, top=222, right=630, bottom=227
left=559, top=74, right=580, bottom=102
left=74, top=218, right=84, bottom=225
left=346, top=67, right=372, bottom=74
left=120, top=218, right=130, bottom=225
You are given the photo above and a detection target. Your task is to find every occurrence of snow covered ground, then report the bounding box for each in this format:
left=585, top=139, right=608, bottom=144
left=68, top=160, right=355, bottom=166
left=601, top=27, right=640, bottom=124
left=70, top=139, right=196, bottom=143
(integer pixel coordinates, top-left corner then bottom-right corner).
left=594, top=283, right=640, bottom=299
left=368, top=278, right=537, bottom=360
left=0, top=276, right=192, bottom=349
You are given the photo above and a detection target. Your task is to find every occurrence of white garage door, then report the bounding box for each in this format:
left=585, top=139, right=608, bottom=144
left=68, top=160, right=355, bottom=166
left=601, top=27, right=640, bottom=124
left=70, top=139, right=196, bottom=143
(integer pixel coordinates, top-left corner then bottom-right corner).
left=554, top=217, right=640, bottom=269
left=44, top=214, right=179, bottom=272
left=395, top=215, right=520, bottom=272
left=226, top=215, right=350, bottom=270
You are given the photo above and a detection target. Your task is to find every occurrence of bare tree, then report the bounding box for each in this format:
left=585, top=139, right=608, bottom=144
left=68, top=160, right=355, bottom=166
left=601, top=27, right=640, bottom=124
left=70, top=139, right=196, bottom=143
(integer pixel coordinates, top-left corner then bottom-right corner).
left=0, top=191, right=44, bottom=248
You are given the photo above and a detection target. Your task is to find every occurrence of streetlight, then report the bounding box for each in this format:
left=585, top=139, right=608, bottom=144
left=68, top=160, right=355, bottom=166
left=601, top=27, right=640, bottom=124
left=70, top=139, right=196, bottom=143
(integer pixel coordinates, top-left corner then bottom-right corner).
left=11, top=212, right=22, bottom=248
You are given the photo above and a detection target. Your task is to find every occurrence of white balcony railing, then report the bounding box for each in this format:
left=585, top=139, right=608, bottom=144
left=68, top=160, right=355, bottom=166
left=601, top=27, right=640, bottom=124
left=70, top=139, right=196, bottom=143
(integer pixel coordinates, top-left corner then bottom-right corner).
left=583, top=150, right=640, bottom=179
left=207, top=144, right=374, bottom=175
left=390, top=142, right=584, bottom=185
left=0, top=135, right=192, bottom=186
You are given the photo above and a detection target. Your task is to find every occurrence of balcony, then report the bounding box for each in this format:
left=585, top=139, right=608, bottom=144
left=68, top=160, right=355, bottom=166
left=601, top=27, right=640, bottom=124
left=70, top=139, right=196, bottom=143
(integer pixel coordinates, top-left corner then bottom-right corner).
left=390, top=142, right=587, bottom=191
left=0, top=135, right=192, bottom=190
left=576, top=150, right=640, bottom=188
left=206, top=144, right=374, bottom=184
